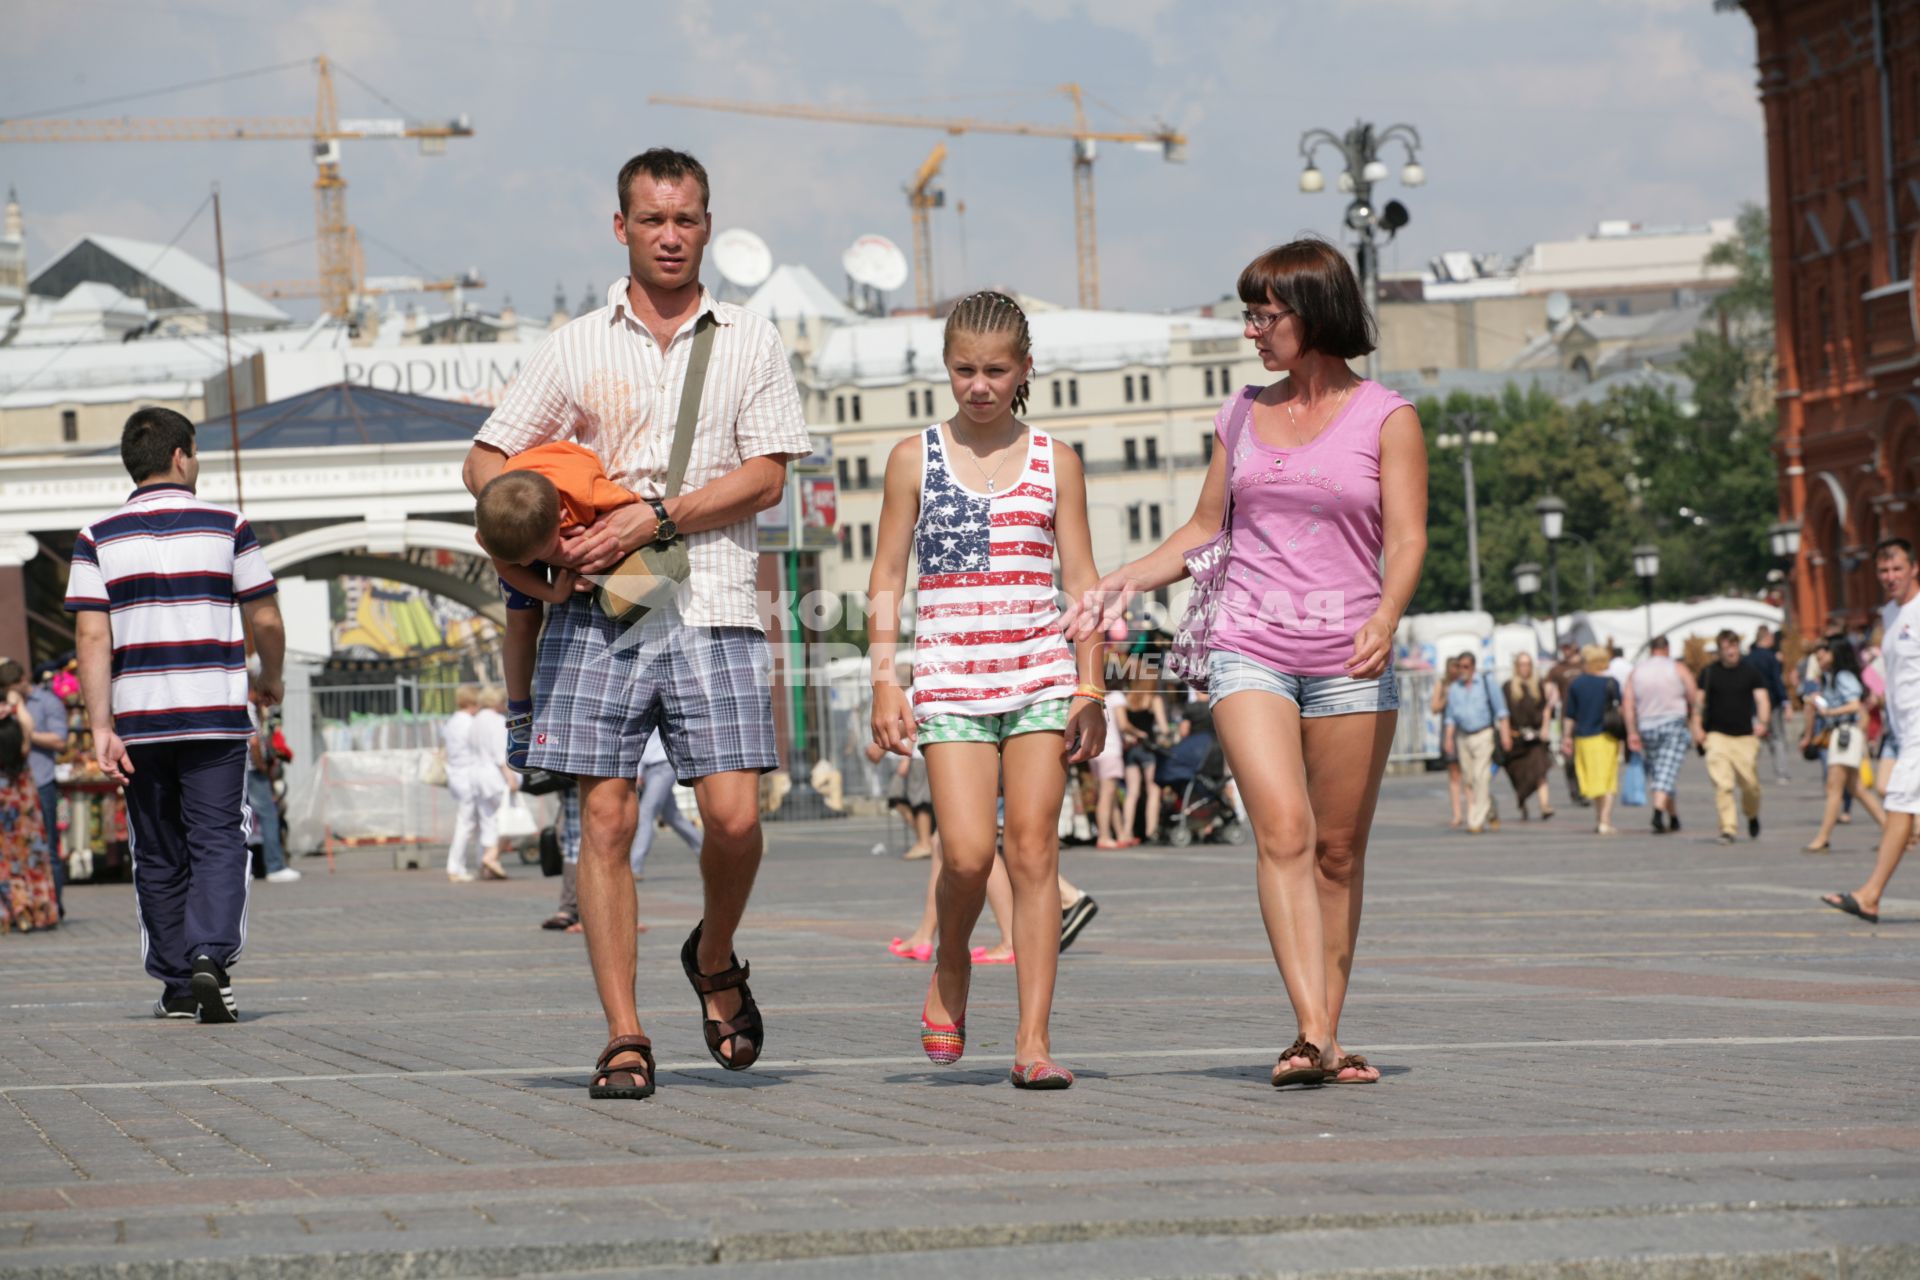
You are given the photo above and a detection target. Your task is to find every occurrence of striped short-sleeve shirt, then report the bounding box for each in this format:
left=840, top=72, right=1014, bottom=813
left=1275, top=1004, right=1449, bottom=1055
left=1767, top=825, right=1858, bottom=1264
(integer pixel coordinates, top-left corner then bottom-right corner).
left=64, top=483, right=277, bottom=744
left=475, top=279, right=812, bottom=630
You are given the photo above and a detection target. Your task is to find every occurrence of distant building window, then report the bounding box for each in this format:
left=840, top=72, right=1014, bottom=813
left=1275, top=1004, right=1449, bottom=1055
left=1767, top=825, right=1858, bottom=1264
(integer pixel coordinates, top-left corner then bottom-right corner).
left=61, top=409, right=78, bottom=443
left=1052, top=379, right=1063, bottom=408
left=837, top=458, right=850, bottom=488
left=1144, top=437, right=1159, bottom=468
left=906, top=389, right=917, bottom=417
left=835, top=395, right=847, bottom=424
left=1148, top=503, right=1162, bottom=540
left=1204, top=369, right=1216, bottom=397
left=1139, top=373, right=1151, bottom=402
left=1202, top=432, right=1214, bottom=462
left=1123, top=438, right=1139, bottom=469
left=1127, top=504, right=1142, bottom=541
left=851, top=394, right=862, bottom=423
left=1069, top=378, right=1079, bottom=407
left=855, top=456, right=870, bottom=488
left=839, top=525, right=853, bottom=559
left=859, top=523, right=874, bottom=559
left=1069, top=440, right=1084, bottom=460
left=1124, top=374, right=1136, bottom=403
left=1219, top=365, right=1231, bottom=390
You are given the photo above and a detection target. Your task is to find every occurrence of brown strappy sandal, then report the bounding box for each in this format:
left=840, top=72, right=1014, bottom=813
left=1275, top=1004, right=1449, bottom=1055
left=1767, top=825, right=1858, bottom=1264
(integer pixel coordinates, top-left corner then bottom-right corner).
left=589, top=1033, right=656, bottom=1100
left=681, top=922, right=764, bottom=1071
left=1329, top=1053, right=1379, bottom=1084
left=1271, top=1036, right=1328, bottom=1088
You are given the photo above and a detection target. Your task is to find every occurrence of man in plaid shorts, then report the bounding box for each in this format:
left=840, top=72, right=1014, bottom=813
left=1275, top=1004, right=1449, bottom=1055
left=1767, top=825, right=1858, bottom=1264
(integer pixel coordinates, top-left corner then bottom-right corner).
left=462, top=149, right=810, bottom=1099
left=1624, top=635, right=1700, bottom=836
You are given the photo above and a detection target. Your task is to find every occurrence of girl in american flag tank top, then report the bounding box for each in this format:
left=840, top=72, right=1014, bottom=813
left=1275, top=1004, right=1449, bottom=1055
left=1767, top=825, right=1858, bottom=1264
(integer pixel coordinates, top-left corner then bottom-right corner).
left=867, top=292, right=1109, bottom=1090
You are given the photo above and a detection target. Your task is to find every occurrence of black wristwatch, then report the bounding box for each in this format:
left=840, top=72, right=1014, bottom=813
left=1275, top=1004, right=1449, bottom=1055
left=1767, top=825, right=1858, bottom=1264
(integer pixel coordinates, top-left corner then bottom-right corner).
left=647, top=498, right=678, bottom=545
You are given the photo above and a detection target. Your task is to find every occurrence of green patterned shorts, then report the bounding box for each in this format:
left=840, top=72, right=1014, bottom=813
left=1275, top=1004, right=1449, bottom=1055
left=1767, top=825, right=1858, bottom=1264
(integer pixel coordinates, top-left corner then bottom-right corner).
left=918, top=698, right=1071, bottom=747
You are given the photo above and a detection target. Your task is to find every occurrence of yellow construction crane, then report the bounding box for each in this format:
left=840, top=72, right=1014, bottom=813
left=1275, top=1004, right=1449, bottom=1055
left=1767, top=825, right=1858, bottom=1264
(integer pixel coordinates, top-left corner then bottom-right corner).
left=248, top=269, right=487, bottom=304
left=906, top=143, right=946, bottom=310
left=649, top=85, right=1186, bottom=309
left=0, top=56, right=473, bottom=320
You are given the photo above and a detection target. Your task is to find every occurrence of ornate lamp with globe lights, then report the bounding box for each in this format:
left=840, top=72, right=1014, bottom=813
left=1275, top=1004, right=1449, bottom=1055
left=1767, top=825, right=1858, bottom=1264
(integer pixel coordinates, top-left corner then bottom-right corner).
left=1297, top=119, right=1424, bottom=381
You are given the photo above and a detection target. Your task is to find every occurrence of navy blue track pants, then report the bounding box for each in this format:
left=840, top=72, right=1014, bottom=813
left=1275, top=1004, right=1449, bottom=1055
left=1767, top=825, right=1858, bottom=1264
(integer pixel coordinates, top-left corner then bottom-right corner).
left=124, top=740, right=251, bottom=997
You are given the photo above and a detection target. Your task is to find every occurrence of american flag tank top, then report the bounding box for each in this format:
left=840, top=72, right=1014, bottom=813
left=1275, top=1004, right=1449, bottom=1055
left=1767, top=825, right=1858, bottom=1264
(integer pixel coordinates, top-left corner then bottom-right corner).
left=910, top=423, right=1079, bottom=722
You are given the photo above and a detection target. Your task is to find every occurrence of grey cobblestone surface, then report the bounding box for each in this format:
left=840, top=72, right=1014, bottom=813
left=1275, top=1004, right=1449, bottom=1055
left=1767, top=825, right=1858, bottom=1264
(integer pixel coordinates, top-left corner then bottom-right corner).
left=2, top=771, right=1917, bottom=1277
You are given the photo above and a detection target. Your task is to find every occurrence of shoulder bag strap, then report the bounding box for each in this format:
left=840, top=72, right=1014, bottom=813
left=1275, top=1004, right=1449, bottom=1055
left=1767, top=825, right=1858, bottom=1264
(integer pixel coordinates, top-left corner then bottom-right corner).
left=663, top=312, right=718, bottom=501
left=1218, top=387, right=1256, bottom=532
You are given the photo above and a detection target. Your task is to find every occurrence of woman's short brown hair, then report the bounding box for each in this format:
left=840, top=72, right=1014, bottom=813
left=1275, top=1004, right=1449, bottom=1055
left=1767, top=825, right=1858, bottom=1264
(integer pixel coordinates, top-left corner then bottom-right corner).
left=1236, top=237, right=1376, bottom=361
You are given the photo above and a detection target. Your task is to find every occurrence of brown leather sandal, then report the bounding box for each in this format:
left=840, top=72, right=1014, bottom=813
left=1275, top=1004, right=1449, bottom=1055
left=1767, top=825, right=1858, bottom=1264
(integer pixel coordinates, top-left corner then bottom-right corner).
left=681, top=922, right=763, bottom=1071
left=589, top=1034, right=656, bottom=1100
left=1329, top=1053, right=1379, bottom=1084
left=1271, top=1036, right=1328, bottom=1088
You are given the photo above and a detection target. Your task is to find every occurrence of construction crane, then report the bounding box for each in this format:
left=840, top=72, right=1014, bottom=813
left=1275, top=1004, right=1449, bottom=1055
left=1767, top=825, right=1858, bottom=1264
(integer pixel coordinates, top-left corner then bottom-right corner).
left=906, top=144, right=946, bottom=309
left=649, top=85, right=1186, bottom=309
left=0, top=56, right=473, bottom=320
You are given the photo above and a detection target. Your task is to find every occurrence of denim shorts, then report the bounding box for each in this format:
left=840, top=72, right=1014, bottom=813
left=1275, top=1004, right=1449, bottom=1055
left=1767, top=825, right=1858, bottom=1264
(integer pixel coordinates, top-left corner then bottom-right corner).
left=1206, top=649, right=1398, bottom=717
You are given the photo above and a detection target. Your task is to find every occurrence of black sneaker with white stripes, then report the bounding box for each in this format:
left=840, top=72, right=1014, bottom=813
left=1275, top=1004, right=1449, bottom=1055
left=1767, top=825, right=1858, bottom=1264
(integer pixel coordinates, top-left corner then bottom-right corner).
left=1060, top=893, right=1100, bottom=953
left=152, top=994, right=197, bottom=1019
left=190, top=953, right=237, bottom=1024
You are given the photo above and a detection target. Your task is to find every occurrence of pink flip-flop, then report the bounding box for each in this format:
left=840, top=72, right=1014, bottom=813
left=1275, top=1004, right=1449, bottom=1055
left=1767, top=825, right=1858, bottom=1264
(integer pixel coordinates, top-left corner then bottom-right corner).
left=890, top=937, right=934, bottom=962
left=969, top=946, right=1015, bottom=965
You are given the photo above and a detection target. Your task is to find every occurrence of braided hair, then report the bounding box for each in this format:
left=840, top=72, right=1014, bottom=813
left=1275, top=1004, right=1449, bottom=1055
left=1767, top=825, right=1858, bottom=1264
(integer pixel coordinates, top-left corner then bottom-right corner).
left=943, top=290, right=1033, bottom=416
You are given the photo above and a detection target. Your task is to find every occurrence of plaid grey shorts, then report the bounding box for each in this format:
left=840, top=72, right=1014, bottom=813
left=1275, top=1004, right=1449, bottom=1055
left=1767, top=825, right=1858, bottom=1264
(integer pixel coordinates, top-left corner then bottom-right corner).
left=1640, top=718, right=1691, bottom=794
left=528, top=597, right=778, bottom=783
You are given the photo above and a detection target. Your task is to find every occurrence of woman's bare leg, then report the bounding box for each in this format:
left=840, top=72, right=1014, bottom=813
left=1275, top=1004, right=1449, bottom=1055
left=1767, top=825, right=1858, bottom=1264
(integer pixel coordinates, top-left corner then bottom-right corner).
left=1212, top=690, right=1328, bottom=1075
left=978, top=851, right=1016, bottom=959
left=1301, top=709, right=1396, bottom=1081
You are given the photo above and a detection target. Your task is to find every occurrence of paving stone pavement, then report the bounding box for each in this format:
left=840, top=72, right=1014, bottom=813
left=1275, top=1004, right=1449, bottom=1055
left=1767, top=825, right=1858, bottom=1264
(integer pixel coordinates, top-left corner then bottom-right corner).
left=2, top=770, right=1918, bottom=1278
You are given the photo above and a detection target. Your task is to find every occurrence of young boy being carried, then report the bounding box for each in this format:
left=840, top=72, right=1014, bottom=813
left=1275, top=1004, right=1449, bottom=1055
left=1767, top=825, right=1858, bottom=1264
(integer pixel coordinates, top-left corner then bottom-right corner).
left=474, top=440, right=638, bottom=769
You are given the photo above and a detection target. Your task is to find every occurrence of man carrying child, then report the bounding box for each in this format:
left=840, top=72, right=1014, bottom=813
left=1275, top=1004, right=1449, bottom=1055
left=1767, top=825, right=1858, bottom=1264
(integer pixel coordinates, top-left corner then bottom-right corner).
left=461, top=148, right=811, bottom=1100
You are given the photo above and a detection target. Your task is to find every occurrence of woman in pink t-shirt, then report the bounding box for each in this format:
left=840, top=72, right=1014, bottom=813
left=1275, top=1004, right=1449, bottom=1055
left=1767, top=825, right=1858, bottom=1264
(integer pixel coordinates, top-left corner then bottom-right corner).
left=1064, top=239, right=1428, bottom=1088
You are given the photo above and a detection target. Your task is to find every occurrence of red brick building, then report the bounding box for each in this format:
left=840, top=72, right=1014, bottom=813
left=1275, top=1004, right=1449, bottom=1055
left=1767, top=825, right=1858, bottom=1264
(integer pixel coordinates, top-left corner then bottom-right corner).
left=1741, top=0, right=1920, bottom=636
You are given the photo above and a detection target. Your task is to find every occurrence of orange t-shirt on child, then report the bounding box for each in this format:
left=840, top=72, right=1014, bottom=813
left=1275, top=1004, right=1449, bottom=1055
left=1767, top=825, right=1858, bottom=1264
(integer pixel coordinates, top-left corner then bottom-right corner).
left=502, top=441, right=639, bottom=529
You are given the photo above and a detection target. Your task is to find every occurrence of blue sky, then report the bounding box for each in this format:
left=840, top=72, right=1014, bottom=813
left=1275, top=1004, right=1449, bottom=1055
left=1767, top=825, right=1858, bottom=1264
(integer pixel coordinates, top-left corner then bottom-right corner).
left=5, top=0, right=1764, bottom=318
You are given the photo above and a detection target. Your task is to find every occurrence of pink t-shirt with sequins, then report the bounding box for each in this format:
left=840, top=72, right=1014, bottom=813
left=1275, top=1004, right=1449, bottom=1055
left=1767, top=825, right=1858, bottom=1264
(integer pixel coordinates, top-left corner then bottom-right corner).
left=1206, top=379, right=1410, bottom=676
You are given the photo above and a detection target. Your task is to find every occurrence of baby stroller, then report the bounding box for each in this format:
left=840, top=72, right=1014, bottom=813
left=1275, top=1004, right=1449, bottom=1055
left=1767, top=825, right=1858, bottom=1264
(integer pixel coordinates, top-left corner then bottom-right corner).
left=1158, top=726, right=1245, bottom=847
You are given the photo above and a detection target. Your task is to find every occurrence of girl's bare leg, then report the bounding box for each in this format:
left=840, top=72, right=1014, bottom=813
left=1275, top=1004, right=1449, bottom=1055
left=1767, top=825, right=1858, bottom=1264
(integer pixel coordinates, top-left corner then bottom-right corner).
left=978, top=851, right=1016, bottom=959
left=1447, top=762, right=1464, bottom=827
left=902, top=834, right=941, bottom=949
left=921, top=743, right=1001, bottom=1027
left=999, top=730, right=1071, bottom=1064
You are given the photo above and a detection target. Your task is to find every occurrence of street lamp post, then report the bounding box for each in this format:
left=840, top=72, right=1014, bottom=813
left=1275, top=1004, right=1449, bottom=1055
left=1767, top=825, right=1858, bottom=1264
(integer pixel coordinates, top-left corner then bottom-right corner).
left=1513, top=559, right=1541, bottom=616
left=1436, top=412, right=1497, bottom=614
left=1767, top=519, right=1803, bottom=642
left=1632, top=543, right=1661, bottom=647
left=1536, top=495, right=1567, bottom=652
left=1297, top=120, right=1425, bottom=382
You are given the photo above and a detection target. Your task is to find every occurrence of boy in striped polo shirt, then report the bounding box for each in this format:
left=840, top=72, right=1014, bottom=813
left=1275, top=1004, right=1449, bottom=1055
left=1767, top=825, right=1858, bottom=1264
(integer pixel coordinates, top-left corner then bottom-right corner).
left=65, top=407, right=286, bottom=1024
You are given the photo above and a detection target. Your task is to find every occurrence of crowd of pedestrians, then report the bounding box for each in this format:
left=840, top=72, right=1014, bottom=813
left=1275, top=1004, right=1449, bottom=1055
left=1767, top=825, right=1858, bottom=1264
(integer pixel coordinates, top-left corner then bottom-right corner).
left=1431, top=537, right=1920, bottom=891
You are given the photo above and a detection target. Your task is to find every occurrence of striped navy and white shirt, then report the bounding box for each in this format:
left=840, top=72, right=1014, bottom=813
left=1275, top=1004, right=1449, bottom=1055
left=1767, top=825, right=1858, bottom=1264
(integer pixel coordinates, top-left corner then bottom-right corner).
left=64, top=483, right=277, bottom=744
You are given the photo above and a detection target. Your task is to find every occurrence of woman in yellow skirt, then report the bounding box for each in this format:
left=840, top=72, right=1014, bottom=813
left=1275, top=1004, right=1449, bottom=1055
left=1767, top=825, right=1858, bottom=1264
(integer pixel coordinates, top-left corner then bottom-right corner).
left=1561, top=645, right=1623, bottom=835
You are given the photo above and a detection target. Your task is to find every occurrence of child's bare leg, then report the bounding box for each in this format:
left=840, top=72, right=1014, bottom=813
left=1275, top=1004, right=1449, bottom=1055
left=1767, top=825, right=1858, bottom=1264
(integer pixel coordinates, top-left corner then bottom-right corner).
left=1001, top=731, right=1069, bottom=1064
left=977, top=853, right=1015, bottom=958
left=922, top=743, right=1002, bottom=1026
left=504, top=606, right=542, bottom=705
left=903, top=834, right=941, bottom=948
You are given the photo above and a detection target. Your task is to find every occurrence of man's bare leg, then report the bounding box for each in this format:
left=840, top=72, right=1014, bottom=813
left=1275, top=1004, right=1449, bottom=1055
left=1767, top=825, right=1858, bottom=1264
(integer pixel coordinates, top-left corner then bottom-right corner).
left=1827, top=811, right=1916, bottom=918
left=576, top=775, right=646, bottom=1080
left=687, top=768, right=765, bottom=1060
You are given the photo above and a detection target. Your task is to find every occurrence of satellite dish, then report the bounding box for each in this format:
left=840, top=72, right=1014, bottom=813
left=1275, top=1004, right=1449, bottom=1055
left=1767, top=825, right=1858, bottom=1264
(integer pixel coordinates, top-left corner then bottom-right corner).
left=843, top=234, right=909, bottom=293
left=1545, top=291, right=1572, bottom=323
left=712, top=228, right=773, bottom=290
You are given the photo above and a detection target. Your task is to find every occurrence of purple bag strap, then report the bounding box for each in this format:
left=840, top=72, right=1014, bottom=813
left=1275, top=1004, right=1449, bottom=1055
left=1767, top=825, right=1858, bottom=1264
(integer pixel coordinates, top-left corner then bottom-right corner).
left=1217, top=386, right=1257, bottom=532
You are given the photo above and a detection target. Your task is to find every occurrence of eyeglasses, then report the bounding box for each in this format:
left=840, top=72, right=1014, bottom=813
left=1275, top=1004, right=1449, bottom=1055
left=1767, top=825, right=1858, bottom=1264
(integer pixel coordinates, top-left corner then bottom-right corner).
left=1240, top=306, right=1293, bottom=334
